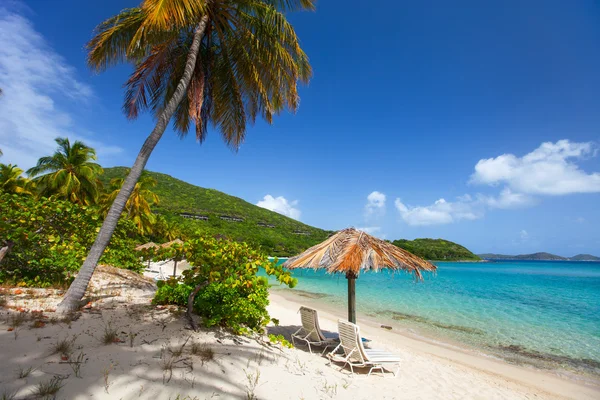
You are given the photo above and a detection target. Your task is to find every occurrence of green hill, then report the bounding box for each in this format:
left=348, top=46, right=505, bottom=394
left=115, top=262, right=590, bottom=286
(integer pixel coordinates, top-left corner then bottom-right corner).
left=102, top=167, right=333, bottom=256
left=569, top=254, right=600, bottom=261
left=392, top=238, right=480, bottom=261
left=479, top=252, right=599, bottom=261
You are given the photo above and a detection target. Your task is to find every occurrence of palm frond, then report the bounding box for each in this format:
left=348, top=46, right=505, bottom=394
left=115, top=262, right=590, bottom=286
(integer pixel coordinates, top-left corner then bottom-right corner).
left=141, top=0, right=208, bottom=30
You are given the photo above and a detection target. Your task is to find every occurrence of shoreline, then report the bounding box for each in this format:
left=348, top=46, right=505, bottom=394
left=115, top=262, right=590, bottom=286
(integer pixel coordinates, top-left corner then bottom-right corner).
left=268, top=287, right=600, bottom=400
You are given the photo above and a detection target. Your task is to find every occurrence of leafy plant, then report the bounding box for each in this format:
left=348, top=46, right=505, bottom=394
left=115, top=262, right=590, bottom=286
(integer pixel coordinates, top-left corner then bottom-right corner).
left=0, top=191, right=142, bottom=286
left=150, top=236, right=296, bottom=334
left=268, top=334, right=293, bottom=349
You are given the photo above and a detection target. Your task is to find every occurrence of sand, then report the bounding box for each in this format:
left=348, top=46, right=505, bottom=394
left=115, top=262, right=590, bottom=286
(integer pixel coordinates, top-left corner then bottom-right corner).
left=0, top=266, right=598, bottom=400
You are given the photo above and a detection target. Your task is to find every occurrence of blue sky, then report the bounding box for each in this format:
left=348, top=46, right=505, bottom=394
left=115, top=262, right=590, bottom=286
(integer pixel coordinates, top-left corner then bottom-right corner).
left=1, top=0, right=599, bottom=256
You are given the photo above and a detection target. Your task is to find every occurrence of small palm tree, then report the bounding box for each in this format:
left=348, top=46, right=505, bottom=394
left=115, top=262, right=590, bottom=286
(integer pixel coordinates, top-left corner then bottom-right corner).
left=0, top=164, right=33, bottom=195
left=57, top=0, right=314, bottom=311
left=154, top=215, right=183, bottom=242
left=27, top=137, right=104, bottom=205
left=102, top=172, right=159, bottom=235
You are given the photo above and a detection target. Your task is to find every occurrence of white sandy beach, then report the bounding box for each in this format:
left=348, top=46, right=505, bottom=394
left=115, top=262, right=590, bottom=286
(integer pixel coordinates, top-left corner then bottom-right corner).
left=0, top=266, right=598, bottom=400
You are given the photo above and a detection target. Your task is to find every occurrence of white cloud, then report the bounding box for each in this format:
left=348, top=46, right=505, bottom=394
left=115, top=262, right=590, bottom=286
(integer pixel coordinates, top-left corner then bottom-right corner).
left=520, top=230, right=529, bottom=240
left=478, top=188, right=535, bottom=209
left=470, top=140, right=600, bottom=195
left=0, top=8, right=122, bottom=169
left=394, top=140, right=600, bottom=226
left=256, top=195, right=301, bottom=220
left=394, top=197, right=482, bottom=226
left=365, top=191, right=386, bottom=217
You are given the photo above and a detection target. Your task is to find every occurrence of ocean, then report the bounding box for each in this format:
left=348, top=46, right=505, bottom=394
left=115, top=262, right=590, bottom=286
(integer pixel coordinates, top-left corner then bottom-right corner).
left=267, top=260, right=600, bottom=376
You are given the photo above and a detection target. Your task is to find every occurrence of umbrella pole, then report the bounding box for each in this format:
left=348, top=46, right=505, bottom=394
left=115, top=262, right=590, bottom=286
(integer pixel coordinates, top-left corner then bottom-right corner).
left=347, top=273, right=356, bottom=324
left=173, top=259, right=178, bottom=277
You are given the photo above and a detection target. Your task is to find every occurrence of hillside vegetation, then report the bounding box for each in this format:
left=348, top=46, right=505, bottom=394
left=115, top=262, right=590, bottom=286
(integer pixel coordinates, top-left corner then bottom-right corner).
left=392, top=238, right=480, bottom=261
left=102, top=167, right=333, bottom=256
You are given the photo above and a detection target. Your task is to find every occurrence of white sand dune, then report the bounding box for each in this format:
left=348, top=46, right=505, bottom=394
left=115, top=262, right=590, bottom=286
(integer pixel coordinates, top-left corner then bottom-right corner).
left=0, top=266, right=598, bottom=399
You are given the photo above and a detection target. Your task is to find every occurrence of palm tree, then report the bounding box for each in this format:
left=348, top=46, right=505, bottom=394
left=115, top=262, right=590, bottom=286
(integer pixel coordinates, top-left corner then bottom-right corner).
left=154, top=215, right=183, bottom=242
left=0, top=164, right=33, bottom=195
left=27, top=137, right=104, bottom=206
left=102, top=171, right=159, bottom=235
left=57, top=0, right=314, bottom=312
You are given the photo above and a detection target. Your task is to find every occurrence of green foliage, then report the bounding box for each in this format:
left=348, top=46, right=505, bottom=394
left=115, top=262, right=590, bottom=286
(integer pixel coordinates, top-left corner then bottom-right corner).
left=268, top=334, right=293, bottom=348
left=27, top=137, right=104, bottom=206
left=0, top=192, right=142, bottom=287
left=101, top=170, right=159, bottom=235
left=103, top=167, right=334, bottom=256
left=0, top=164, right=33, bottom=195
left=149, top=236, right=296, bottom=334
left=153, top=280, right=192, bottom=305
left=87, top=0, right=313, bottom=146
left=392, top=238, right=480, bottom=261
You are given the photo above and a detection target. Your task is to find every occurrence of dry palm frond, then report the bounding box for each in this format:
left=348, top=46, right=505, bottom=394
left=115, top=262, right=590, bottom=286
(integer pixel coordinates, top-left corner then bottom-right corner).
left=283, top=228, right=436, bottom=279
left=135, top=242, right=158, bottom=251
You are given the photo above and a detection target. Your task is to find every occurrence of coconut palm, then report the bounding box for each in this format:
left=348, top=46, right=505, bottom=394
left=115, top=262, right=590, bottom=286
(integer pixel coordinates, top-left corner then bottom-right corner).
left=153, top=215, right=183, bottom=242
left=0, top=164, right=33, bottom=195
left=57, top=0, right=314, bottom=312
left=27, top=137, right=104, bottom=206
left=102, top=172, right=159, bottom=235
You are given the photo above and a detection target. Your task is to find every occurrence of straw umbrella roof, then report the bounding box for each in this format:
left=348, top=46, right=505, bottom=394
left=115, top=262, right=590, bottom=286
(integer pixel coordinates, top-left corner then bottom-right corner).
left=283, top=228, right=436, bottom=279
left=135, top=242, right=158, bottom=251
left=160, top=239, right=184, bottom=248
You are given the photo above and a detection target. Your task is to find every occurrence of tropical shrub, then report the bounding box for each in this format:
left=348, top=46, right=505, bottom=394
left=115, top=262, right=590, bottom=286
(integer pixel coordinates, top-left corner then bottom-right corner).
left=0, top=191, right=142, bottom=286
left=148, top=236, right=296, bottom=334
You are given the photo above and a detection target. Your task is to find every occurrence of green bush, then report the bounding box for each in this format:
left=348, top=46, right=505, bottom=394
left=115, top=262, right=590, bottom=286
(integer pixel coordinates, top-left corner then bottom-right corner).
left=153, top=280, right=193, bottom=305
left=0, top=191, right=142, bottom=286
left=148, top=236, right=295, bottom=334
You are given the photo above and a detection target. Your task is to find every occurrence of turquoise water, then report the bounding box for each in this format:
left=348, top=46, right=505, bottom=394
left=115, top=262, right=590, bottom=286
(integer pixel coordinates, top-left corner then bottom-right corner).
left=267, top=261, right=600, bottom=374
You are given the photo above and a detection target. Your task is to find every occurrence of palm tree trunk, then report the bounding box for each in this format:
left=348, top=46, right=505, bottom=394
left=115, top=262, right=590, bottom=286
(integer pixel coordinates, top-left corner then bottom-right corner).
left=57, top=16, right=209, bottom=313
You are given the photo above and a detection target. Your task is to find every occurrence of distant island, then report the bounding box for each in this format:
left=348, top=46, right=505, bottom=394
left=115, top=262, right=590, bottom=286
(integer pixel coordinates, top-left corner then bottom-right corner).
left=392, top=238, right=481, bottom=261
left=478, top=252, right=600, bottom=261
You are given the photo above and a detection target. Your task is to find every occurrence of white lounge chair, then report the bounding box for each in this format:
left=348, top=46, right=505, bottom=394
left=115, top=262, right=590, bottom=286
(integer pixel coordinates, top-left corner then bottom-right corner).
left=328, top=320, right=401, bottom=377
left=291, top=307, right=339, bottom=354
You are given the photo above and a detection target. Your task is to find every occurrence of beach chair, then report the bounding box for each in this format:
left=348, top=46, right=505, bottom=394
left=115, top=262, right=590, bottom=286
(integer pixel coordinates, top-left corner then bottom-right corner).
left=327, top=320, right=401, bottom=377
left=291, top=307, right=339, bottom=354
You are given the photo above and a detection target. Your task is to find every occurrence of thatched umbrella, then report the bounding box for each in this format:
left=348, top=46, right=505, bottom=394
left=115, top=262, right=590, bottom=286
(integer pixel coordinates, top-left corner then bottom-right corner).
left=135, top=242, right=158, bottom=251
left=283, top=228, right=437, bottom=323
left=135, top=242, right=159, bottom=269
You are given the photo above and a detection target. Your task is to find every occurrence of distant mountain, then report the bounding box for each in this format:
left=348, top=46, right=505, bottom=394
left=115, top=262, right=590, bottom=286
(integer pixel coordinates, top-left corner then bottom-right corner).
left=478, top=252, right=600, bottom=261
left=392, top=239, right=480, bottom=261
